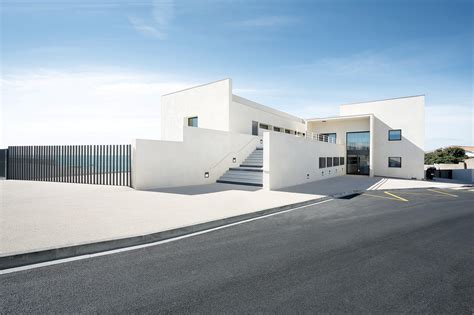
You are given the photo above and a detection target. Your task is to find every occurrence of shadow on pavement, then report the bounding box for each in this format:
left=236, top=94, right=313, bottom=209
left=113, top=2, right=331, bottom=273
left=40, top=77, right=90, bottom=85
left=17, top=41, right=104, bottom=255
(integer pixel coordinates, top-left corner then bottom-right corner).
left=144, top=183, right=261, bottom=195
left=277, top=175, right=382, bottom=196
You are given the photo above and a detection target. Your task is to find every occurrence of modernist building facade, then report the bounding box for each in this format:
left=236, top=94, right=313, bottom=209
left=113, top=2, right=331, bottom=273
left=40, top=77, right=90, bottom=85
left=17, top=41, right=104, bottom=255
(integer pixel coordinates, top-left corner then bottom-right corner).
left=132, top=78, right=424, bottom=190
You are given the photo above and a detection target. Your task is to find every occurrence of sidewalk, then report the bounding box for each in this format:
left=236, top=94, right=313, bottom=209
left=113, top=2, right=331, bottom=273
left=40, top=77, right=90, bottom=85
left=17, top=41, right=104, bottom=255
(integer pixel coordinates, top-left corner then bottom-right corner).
left=1, top=180, right=321, bottom=256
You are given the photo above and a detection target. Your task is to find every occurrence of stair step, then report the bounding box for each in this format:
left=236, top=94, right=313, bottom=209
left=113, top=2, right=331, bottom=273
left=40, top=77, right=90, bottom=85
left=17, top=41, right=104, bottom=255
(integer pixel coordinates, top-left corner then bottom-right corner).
left=217, top=180, right=263, bottom=187
left=220, top=171, right=262, bottom=178
left=240, top=164, right=262, bottom=168
left=229, top=167, right=263, bottom=172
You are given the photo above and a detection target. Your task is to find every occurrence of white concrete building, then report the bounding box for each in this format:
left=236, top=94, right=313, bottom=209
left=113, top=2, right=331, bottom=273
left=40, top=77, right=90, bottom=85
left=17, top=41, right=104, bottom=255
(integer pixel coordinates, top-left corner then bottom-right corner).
left=132, top=78, right=425, bottom=190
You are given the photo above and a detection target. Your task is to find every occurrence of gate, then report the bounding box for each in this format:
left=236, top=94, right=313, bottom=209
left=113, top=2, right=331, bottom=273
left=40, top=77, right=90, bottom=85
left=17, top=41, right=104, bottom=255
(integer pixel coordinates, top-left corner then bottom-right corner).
left=7, top=145, right=131, bottom=187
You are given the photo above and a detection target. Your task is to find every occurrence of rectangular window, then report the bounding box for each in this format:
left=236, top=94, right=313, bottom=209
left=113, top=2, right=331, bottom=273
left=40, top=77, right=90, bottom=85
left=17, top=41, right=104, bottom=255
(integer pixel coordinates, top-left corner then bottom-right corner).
left=340, top=157, right=345, bottom=165
left=187, top=116, right=198, bottom=127
left=319, top=157, right=326, bottom=169
left=327, top=157, right=333, bottom=167
left=259, top=123, right=269, bottom=130
left=285, top=129, right=291, bottom=134
left=333, top=157, right=339, bottom=166
left=273, top=127, right=281, bottom=132
left=388, top=157, right=402, bottom=168
left=388, top=129, right=401, bottom=141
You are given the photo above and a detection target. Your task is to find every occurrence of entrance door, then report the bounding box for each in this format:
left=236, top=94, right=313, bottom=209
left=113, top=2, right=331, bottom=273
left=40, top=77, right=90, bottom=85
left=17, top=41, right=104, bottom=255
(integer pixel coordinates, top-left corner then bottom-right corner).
left=346, top=131, right=370, bottom=175
left=347, top=155, right=369, bottom=175
left=252, top=121, right=258, bottom=136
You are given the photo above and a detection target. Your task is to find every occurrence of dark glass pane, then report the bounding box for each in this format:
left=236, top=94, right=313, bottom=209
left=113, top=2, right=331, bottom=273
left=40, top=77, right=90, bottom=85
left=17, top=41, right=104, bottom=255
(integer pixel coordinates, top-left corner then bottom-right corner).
left=327, top=157, right=333, bottom=167
left=389, top=157, right=402, bottom=168
left=347, top=132, right=370, bottom=151
left=389, top=130, right=401, bottom=141
left=188, top=117, right=198, bottom=127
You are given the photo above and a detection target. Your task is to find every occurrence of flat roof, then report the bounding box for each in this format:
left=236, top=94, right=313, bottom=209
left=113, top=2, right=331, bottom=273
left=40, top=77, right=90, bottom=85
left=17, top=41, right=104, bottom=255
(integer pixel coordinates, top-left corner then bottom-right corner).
left=306, top=114, right=373, bottom=122
left=340, top=94, right=424, bottom=107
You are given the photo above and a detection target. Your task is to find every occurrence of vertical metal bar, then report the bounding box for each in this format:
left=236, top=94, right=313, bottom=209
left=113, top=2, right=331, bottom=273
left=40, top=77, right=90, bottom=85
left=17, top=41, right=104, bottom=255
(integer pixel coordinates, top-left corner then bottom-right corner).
left=73, top=145, right=77, bottom=183
left=40, top=146, right=44, bottom=181
left=86, top=145, right=90, bottom=184
left=120, top=145, right=123, bottom=186
left=19, top=146, right=23, bottom=180
left=105, top=145, right=108, bottom=185
left=114, top=145, right=117, bottom=186
left=30, top=146, right=33, bottom=181
left=65, top=146, right=68, bottom=183
left=46, top=146, right=50, bottom=181
left=79, top=145, right=82, bottom=184
left=128, top=144, right=131, bottom=187
left=109, top=145, right=112, bottom=185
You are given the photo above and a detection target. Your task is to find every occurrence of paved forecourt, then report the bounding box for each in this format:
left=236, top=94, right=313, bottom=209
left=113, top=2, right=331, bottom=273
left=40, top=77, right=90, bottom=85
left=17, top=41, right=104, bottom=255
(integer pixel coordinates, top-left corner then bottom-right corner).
left=0, top=180, right=321, bottom=256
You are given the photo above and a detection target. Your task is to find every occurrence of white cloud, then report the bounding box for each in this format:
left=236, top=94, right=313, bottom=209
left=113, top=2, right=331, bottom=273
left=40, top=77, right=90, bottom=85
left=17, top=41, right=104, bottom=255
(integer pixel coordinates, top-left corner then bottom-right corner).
left=1, top=69, right=195, bottom=147
left=129, top=0, right=174, bottom=39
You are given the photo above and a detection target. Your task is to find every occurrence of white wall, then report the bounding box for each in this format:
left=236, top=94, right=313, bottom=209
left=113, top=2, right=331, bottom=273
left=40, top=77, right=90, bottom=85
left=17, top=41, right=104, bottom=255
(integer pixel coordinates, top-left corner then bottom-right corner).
left=340, top=96, right=425, bottom=179
left=132, top=127, right=259, bottom=189
left=160, top=79, right=232, bottom=141
left=263, top=131, right=345, bottom=190
left=230, top=95, right=306, bottom=136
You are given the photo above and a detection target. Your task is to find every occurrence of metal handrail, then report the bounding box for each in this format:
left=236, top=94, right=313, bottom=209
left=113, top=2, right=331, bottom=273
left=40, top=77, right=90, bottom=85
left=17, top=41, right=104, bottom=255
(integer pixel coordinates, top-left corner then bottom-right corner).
left=208, top=137, right=261, bottom=171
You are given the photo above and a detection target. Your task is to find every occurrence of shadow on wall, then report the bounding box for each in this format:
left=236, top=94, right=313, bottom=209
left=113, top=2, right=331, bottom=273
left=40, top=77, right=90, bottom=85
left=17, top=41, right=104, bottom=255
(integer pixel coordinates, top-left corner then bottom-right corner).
left=373, top=118, right=424, bottom=180
left=276, top=175, right=381, bottom=196
left=142, top=182, right=261, bottom=195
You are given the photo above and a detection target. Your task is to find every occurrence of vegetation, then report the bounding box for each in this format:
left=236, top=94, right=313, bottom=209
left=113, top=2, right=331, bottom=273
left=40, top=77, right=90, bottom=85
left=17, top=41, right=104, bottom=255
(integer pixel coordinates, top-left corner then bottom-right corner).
left=425, top=146, right=468, bottom=164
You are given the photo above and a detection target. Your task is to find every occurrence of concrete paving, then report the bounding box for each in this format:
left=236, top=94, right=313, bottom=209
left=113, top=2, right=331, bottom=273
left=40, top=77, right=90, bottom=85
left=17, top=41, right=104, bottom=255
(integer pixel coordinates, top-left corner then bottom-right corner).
left=0, top=180, right=320, bottom=256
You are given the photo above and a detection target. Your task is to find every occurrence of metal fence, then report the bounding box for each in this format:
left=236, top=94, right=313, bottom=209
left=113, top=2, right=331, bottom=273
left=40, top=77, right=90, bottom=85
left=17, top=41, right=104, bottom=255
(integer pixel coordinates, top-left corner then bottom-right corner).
left=7, top=145, right=132, bottom=186
left=0, top=149, right=7, bottom=177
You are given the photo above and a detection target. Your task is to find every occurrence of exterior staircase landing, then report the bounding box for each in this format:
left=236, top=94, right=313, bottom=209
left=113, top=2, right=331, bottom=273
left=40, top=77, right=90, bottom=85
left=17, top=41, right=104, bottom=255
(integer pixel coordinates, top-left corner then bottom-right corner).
left=216, top=147, right=263, bottom=187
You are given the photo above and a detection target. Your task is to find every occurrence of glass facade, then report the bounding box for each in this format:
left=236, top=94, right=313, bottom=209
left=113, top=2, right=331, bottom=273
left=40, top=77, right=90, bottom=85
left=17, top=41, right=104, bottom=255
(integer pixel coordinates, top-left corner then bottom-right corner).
left=346, top=131, right=370, bottom=175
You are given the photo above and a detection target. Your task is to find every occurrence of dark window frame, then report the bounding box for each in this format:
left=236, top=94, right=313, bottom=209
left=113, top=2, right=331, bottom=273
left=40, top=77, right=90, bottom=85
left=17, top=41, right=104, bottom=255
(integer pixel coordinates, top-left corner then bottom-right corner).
left=319, top=157, right=326, bottom=169
left=187, top=116, right=198, bottom=127
left=259, top=123, right=269, bottom=130
left=388, top=157, right=402, bottom=168
left=388, top=129, right=402, bottom=141
left=273, top=127, right=281, bottom=132
left=327, top=157, right=333, bottom=167
left=340, top=157, right=345, bottom=166
left=333, top=157, right=339, bottom=166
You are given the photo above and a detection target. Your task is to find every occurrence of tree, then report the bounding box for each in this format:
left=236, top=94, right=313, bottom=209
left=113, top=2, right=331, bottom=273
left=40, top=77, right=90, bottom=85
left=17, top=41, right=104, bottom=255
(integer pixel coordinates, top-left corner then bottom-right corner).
left=425, top=146, right=468, bottom=164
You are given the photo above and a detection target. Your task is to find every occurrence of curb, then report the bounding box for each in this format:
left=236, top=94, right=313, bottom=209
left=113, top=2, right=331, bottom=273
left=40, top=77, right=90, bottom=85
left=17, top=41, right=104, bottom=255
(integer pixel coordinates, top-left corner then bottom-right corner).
left=0, top=197, right=331, bottom=270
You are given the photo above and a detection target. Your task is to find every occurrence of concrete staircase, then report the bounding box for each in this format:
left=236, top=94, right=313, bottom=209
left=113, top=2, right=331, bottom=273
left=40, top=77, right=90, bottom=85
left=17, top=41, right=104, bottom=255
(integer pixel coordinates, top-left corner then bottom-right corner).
left=216, top=147, right=263, bottom=187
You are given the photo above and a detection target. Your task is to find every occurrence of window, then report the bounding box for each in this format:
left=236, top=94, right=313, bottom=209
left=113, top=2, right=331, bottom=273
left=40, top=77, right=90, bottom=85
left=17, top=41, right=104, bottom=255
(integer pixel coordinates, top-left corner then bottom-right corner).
left=340, top=157, right=345, bottom=165
left=388, top=157, right=402, bottom=168
left=319, top=157, right=326, bottom=168
left=259, top=123, right=269, bottom=130
left=327, top=157, right=333, bottom=167
left=320, top=133, right=337, bottom=143
left=388, top=129, right=401, bottom=141
left=333, top=157, right=339, bottom=166
left=273, top=127, right=281, bottom=132
left=187, top=117, right=198, bottom=127
left=285, top=129, right=291, bottom=134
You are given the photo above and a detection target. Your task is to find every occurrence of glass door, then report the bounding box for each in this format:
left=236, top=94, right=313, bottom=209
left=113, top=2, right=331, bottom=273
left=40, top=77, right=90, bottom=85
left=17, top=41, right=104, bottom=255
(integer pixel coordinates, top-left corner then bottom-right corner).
left=346, top=131, right=370, bottom=176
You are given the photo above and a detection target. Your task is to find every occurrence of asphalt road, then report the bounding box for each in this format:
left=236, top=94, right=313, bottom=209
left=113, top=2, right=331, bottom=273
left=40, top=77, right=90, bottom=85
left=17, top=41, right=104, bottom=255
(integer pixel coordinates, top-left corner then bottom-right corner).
left=1, top=188, right=473, bottom=313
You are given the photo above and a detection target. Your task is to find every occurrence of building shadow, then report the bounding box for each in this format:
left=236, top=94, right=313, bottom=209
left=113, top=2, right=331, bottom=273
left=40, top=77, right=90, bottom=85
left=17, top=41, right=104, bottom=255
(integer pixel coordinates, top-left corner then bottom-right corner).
left=276, top=175, right=382, bottom=196
left=143, top=182, right=261, bottom=195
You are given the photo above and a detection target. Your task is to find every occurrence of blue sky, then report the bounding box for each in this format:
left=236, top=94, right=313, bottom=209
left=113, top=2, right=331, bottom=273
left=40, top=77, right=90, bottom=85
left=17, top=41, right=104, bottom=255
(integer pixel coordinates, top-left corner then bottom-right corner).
left=1, top=0, right=472, bottom=150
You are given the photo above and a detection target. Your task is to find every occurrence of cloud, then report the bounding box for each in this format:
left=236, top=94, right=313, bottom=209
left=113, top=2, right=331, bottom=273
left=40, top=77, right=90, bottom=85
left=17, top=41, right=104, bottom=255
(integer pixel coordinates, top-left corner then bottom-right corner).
left=129, top=0, right=174, bottom=39
left=235, top=16, right=296, bottom=27
left=1, top=69, right=195, bottom=147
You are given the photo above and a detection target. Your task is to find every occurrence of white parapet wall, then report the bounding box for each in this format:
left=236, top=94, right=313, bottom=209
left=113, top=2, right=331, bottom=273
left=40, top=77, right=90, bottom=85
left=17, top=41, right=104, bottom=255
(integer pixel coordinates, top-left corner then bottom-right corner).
left=263, top=131, right=345, bottom=190
left=132, top=127, right=259, bottom=190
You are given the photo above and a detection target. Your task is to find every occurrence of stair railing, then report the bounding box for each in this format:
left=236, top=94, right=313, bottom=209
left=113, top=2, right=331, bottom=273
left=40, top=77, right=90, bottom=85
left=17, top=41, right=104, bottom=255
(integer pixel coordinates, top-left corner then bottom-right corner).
left=208, top=137, right=261, bottom=172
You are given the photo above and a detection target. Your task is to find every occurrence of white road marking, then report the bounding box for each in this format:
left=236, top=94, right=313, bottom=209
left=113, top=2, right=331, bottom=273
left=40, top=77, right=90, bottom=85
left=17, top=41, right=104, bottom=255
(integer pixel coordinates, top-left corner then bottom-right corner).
left=0, top=199, right=334, bottom=275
